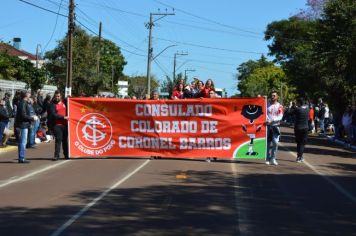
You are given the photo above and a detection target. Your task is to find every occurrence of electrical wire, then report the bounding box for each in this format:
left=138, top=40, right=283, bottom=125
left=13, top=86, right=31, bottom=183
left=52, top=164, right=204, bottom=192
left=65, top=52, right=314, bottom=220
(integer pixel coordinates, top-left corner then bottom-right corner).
left=155, top=37, right=264, bottom=55
left=43, top=0, right=64, bottom=52
left=154, top=0, right=316, bottom=43
left=18, top=0, right=67, bottom=17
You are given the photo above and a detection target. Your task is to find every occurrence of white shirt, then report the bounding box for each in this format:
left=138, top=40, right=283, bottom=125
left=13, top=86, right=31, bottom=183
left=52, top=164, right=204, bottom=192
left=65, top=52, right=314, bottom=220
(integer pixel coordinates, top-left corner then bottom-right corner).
left=267, top=102, right=284, bottom=126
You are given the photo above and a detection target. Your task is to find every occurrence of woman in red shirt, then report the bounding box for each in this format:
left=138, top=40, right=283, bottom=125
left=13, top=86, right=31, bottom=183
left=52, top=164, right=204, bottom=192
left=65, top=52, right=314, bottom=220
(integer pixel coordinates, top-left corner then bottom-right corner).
left=201, top=79, right=215, bottom=98
left=171, top=83, right=185, bottom=99
left=309, top=105, right=315, bottom=133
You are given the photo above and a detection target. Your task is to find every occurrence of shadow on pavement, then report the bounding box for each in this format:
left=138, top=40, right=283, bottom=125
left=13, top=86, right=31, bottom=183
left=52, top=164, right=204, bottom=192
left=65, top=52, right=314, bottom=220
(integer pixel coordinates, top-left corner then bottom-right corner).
left=0, top=170, right=355, bottom=236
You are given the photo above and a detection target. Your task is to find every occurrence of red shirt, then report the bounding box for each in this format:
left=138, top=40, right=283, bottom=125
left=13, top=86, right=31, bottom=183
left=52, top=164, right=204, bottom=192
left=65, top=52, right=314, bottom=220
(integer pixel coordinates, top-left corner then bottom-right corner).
left=309, top=108, right=314, bottom=121
left=171, top=90, right=184, bottom=99
left=55, top=101, right=67, bottom=126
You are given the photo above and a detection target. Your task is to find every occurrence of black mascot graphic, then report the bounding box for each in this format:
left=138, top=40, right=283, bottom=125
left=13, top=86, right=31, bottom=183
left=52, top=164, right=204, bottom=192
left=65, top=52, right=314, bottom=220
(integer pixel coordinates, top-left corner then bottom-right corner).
left=241, top=105, right=263, bottom=156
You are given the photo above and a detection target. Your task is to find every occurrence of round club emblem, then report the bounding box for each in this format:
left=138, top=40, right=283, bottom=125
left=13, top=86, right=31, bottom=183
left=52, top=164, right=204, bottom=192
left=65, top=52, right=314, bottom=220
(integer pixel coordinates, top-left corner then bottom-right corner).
left=76, top=113, right=113, bottom=150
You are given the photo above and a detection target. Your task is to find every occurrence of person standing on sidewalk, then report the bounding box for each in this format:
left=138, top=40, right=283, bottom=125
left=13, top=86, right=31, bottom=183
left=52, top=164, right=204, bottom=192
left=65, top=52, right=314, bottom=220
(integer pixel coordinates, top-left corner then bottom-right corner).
left=0, top=99, right=10, bottom=148
left=49, top=91, right=68, bottom=161
left=291, top=98, right=309, bottom=163
left=15, top=91, right=38, bottom=163
left=317, top=98, right=326, bottom=133
left=266, top=91, right=284, bottom=165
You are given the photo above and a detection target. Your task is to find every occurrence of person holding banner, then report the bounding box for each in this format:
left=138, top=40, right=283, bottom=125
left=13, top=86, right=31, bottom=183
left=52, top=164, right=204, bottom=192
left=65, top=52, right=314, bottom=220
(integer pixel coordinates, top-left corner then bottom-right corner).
left=266, top=91, right=284, bottom=165
left=150, top=90, right=160, bottom=101
left=49, top=91, right=69, bottom=161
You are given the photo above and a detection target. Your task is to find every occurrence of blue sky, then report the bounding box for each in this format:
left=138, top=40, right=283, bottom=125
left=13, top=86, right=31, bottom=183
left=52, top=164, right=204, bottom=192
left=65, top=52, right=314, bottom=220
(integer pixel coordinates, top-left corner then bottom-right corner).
left=0, top=0, right=307, bottom=96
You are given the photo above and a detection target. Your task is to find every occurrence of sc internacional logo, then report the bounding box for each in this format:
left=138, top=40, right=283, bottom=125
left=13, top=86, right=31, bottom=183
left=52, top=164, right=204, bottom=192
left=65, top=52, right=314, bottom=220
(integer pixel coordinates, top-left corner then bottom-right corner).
left=75, top=113, right=116, bottom=156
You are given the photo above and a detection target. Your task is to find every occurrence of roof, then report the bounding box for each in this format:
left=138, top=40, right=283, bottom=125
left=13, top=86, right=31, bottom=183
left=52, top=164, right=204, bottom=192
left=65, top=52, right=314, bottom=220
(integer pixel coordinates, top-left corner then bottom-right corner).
left=0, top=43, right=38, bottom=60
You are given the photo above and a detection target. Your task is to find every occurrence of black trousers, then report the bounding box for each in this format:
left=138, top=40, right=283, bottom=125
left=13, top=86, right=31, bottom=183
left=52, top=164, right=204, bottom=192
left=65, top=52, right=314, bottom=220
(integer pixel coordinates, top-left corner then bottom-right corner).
left=53, top=125, right=68, bottom=158
left=295, top=128, right=308, bottom=158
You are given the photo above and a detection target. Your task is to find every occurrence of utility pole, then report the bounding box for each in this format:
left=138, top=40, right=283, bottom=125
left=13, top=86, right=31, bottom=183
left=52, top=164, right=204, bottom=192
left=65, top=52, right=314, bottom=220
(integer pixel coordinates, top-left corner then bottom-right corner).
left=65, top=0, right=75, bottom=97
left=173, top=52, right=188, bottom=82
left=35, top=44, right=42, bottom=69
left=97, top=22, right=102, bottom=78
left=184, top=69, right=195, bottom=79
left=111, top=65, right=115, bottom=94
left=146, top=11, right=175, bottom=96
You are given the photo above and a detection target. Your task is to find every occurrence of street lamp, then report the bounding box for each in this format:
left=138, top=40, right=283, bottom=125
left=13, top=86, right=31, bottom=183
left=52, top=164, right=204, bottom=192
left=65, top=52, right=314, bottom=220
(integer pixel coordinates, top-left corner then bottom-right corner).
left=173, top=52, right=188, bottom=81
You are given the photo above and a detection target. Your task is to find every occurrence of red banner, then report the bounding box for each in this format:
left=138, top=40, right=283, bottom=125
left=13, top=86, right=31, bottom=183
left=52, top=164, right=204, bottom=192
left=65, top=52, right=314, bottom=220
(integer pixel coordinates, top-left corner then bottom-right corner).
left=68, top=97, right=267, bottom=159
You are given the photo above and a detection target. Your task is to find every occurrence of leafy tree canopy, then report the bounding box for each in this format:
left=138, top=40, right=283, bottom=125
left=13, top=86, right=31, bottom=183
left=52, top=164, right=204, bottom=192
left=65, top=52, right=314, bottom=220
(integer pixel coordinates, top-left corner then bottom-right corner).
left=44, top=27, right=126, bottom=96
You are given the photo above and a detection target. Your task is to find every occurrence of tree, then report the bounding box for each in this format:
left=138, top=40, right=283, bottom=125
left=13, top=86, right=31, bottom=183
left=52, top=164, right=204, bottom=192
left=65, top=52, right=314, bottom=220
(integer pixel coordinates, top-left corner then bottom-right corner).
left=160, top=75, right=174, bottom=97
left=161, top=73, right=186, bottom=98
left=238, top=65, right=294, bottom=104
left=236, top=55, right=274, bottom=93
left=0, top=52, right=17, bottom=80
left=92, top=37, right=126, bottom=93
left=314, top=0, right=356, bottom=110
left=45, top=27, right=126, bottom=96
left=295, top=0, right=327, bottom=20
left=265, top=0, right=356, bottom=110
left=265, top=17, right=321, bottom=99
left=0, top=50, right=46, bottom=91
left=127, top=75, right=159, bottom=99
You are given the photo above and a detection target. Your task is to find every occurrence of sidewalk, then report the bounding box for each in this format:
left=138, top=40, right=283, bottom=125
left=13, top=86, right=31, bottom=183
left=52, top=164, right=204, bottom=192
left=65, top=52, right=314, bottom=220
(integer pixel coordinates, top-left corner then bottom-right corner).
left=324, top=134, right=356, bottom=151
left=0, top=144, right=17, bottom=154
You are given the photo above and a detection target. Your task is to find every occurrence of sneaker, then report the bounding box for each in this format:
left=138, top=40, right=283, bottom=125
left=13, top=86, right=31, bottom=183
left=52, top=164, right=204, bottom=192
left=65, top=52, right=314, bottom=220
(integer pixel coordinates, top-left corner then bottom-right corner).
left=272, top=160, right=278, bottom=165
left=206, top=158, right=211, bottom=163
left=265, top=161, right=270, bottom=165
left=18, top=159, right=30, bottom=164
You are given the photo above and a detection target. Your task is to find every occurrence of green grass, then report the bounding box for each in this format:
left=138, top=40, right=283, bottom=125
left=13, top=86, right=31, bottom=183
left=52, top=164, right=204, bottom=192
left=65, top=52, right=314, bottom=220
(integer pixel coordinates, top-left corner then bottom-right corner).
left=234, top=138, right=266, bottom=159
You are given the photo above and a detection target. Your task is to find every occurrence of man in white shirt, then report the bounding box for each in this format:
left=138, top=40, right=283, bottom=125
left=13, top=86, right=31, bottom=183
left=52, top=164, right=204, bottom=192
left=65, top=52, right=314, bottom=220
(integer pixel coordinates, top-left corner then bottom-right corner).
left=266, top=91, right=284, bottom=165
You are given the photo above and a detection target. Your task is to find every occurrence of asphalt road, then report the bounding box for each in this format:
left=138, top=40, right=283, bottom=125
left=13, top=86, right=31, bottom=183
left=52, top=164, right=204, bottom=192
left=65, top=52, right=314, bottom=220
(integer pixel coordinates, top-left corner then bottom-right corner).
left=0, top=127, right=355, bottom=236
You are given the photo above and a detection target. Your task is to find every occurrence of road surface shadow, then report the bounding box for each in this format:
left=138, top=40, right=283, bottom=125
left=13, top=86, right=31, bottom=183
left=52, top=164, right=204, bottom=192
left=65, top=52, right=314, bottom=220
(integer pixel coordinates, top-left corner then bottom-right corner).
left=0, top=171, right=355, bottom=236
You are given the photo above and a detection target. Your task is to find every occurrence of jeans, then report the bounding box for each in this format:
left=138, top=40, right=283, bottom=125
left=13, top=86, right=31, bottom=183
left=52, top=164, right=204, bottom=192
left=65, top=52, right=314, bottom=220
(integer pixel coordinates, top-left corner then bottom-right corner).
left=0, top=121, right=7, bottom=143
left=319, top=118, right=325, bottom=132
left=267, top=126, right=280, bottom=161
left=28, top=120, right=40, bottom=147
left=17, top=128, right=28, bottom=161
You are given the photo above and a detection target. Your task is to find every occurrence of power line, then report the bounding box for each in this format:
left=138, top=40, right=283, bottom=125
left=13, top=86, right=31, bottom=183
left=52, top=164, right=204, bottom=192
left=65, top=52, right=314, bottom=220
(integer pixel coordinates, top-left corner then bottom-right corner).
left=43, top=0, right=64, bottom=52
left=153, top=59, right=170, bottom=77
left=19, top=0, right=67, bottom=17
left=19, top=0, right=146, bottom=57
left=154, top=0, right=316, bottom=43
left=155, top=37, right=264, bottom=55
left=161, top=19, right=262, bottom=40
left=75, top=5, right=147, bottom=53
left=74, top=0, right=146, bottom=18
left=153, top=0, right=261, bottom=36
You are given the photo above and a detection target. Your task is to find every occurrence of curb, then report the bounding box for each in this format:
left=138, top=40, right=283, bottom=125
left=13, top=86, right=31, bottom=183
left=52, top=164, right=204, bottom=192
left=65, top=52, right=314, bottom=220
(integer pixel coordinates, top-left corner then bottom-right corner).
left=325, top=135, right=356, bottom=151
left=0, top=145, right=17, bottom=154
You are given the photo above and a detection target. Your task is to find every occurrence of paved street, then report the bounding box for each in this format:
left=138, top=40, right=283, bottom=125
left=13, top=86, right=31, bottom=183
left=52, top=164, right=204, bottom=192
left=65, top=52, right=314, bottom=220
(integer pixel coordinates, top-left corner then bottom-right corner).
left=0, top=127, right=355, bottom=236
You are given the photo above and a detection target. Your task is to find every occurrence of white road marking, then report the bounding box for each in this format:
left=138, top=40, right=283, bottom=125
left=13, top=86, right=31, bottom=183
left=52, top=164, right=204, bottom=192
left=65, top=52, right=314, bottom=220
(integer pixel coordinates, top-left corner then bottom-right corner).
left=50, top=159, right=150, bottom=236
left=281, top=144, right=356, bottom=204
left=231, top=162, right=248, bottom=236
left=0, top=161, right=69, bottom=189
